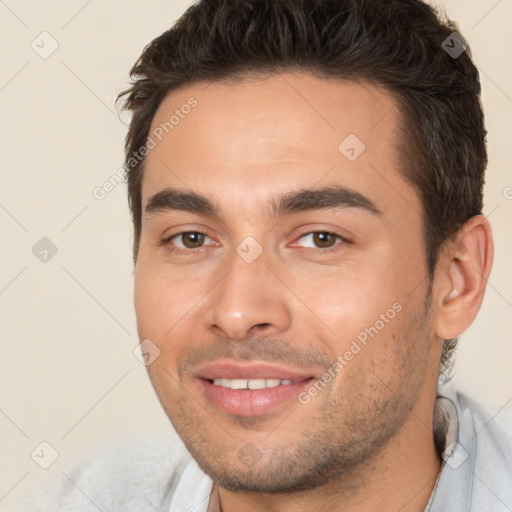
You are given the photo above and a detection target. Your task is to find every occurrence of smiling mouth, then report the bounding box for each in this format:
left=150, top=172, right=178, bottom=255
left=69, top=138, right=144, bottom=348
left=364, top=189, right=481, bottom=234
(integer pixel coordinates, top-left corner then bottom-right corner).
left=192, top=359, right=317, bottom=416
left=198, top=376, right=315, bottom=417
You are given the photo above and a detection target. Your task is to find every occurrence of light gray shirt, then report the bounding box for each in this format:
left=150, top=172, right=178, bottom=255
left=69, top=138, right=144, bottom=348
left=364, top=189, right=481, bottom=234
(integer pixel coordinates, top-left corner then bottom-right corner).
left=14, top=382, right=512, bottom=511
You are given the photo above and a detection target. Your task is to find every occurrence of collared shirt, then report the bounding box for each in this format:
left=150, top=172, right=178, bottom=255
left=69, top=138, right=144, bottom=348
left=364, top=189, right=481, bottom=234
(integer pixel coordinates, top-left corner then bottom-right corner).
left=14, top=382, right=512, bottom=512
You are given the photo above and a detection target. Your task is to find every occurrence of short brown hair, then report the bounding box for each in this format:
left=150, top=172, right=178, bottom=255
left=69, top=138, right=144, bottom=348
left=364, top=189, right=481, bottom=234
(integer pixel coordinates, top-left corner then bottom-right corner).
left=117, top=0, right=487, bottom=376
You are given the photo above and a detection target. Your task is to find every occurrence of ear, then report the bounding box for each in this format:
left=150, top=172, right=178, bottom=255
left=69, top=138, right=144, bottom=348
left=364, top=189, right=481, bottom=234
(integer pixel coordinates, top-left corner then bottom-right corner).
left=434, top=215, right=494, bottom=340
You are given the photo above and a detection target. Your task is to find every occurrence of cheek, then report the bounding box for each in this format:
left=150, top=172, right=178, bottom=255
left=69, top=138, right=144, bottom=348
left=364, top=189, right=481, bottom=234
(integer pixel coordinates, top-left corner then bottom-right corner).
left=134, top=262, right=207, bottom=347
left=134, top=265, right=179, bottom=342
left=134, top=269, right=186, bottom=393
left=290, top=264, right=400, bottom=335
left=328, top=308, right=427, bottom=412
left=134, top=268, right=159, bottom=337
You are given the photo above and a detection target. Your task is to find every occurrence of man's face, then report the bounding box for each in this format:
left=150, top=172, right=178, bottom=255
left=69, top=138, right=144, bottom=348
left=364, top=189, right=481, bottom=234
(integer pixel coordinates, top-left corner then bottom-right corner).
left=134, top=73, right=441, bottom=491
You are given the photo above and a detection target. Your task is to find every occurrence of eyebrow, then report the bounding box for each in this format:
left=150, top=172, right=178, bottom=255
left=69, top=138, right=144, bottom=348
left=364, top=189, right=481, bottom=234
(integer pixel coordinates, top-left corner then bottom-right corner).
left=144, top=185, right=382, bottom=218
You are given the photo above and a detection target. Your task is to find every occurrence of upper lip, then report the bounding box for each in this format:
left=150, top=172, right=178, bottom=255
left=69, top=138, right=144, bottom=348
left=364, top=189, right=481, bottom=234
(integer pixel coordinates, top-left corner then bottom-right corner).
left=193, top=359, right=314, bottom=381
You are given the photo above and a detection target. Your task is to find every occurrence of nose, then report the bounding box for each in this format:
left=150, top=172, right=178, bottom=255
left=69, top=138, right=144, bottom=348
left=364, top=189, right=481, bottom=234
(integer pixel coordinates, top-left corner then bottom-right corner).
left=203, top=247, right=293, bottom=341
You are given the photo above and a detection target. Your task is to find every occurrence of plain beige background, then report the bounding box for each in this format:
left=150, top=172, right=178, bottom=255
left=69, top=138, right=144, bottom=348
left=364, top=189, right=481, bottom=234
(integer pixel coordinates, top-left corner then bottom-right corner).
left=1, top=0, right=511, bottom=506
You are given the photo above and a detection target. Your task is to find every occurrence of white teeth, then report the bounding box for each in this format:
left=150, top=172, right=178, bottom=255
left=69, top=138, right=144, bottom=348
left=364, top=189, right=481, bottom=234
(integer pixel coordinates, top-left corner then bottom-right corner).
left=248, top=379, right=266, bottom=390
left=230, top=379, right=247, bottom=390
left=212, top=378, right=294, bottom=389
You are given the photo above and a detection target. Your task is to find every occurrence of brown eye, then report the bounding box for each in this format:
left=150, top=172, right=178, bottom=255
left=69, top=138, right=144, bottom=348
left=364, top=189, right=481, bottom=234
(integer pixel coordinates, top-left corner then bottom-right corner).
left=179, top=232, right=206, bottom=248
left=296, top=231, right=345, bottom=249
left=164, top=231, right=212, bottom=250
left=312, top=232, right=338, bottom=248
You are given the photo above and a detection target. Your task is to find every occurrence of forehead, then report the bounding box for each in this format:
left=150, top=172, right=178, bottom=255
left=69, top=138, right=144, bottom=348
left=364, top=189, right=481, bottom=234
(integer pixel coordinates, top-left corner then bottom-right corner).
left=142, top=72, right=419, bottom=218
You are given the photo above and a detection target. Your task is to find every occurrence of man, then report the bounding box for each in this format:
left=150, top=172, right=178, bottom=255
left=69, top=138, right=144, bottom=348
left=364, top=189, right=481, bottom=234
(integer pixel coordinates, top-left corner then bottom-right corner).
left=29, top=0, right=512, bottom=510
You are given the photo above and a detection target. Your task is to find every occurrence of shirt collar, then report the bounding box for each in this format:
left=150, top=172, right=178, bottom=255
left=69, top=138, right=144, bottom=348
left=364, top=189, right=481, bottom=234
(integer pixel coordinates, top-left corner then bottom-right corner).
left=423, top=382, right=460, bottom=511
left=425, top=381, right=475, bottom=512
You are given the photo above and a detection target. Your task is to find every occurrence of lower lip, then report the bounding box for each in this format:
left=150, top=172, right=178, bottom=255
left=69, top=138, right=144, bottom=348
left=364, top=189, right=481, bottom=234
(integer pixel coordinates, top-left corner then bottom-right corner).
left=199, top=378, right=313, bottom=417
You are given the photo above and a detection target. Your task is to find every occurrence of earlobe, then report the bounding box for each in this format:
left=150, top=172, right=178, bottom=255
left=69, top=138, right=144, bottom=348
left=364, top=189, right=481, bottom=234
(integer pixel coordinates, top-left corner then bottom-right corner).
left=434, top=215, right=494, bottom=339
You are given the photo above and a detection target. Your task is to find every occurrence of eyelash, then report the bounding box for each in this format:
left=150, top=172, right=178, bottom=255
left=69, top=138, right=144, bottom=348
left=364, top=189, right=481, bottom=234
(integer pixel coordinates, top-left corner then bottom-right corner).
left=161, top=230, right=351, bottom=254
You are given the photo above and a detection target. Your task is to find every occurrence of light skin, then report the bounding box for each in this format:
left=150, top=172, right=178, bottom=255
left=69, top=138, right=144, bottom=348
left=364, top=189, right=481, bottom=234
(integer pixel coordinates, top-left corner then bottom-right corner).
left=133, top=72, right=493, bottom=512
